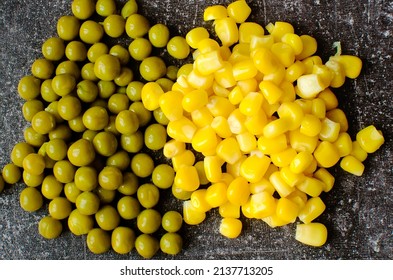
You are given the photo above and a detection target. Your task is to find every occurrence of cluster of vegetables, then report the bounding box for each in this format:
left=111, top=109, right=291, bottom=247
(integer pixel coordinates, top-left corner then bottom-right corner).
left=0, top=0, right=384, bottom=258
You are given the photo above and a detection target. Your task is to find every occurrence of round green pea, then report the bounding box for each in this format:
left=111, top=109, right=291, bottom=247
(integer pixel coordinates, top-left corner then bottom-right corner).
left=129, top=101, right=152, bottom=127
left=120, top=131, right=143, bottom=153
left=139, top=56, right=167, bottom=82
left=51, top=73, right=76, bottom=96
left=95, top=186, right=116, bottom=204
left=137, top=208, right=161, bottom=234
left=111, top=226, right=136, bottom=254
left=31, top=58, right=55, bottom=80
left=2, top=163, right=22, bottom=184
left=72, top=0, right=95, bottom=20
left=93, top=131, right=118, bottom=157
left=22, top=170, right=44, bottom=187
left=115, top=110, right=139, bottom=135
left=131, top=153, right=154, bottom=178
left=82, top=106, right=109, bottom=131
left=96, top=0, right=117, bottom=17
left=38, top=216, right=63, bottom=239
left=41, top=79, right=60, bottom=103
left=57, top=15, right=80, bottom=41
left=109, top=45, right=130, bottom=65
left=65, top=40, right=87, bottom=62
left=106, top=150, right=130, bottom=171
left=162, top=211, right=183, bottom=232
left=67, top=139, right=96, bottom=167
left=74, top=166, right=98, bottom=192
left=22, top=99, right=44, bottom=122
left=24, top=126, right=47, bottom=147
left=148, top=23, right=170, bottom=48
left=160, top=232, right=183, bottom=255
left=53, top=160, right=76, bottom=184
left=58, top=95, right=82, bottom=121
left=125, top=13, right=150, bottom=39
left=98, top=80, right=116, bottom=99
left=135, top=234, right=159, bottom=259
left=94, top=54, right=121, bottom=81
left=68, top=209, right=94, bottom=236
left=46, top=138, right=68, bottom=161
left=126, top=81, right=144, bottom=101
left=42, top=37, right=65, bottom=61
left=18, top=75, right=41, bottom=100
left=117, top=196, right=140, bottom=220
left=121, top=0, right=138, bottom=18
left=98, top=166, right=123, bottom=191
left=76, top=191, right=100, bottom=215
left=108, top=93, right=130, bottom=114
left=144, top=123, right=167, bottom=150
left=152, top=164, right=175, bottom=189
left=129, top=38, right=152, bottom=61
left=77, top=80, right=99, bottom=103
left=103, top=14, right=125, bottom=38
left=49, top=197, right=72, bottom=220
left=81, top=62, right=99, bottom=81
left=95, top=205, right=120, bottom=231
left=56, top=60, right=81, bottom=80
left=64, top=182, right=82, bottom=203
left=41, top=175, right=64, bottom=199
left=87, top=42, right=109, bottom=63
left=137, top=183, right=160, bottom=209
left=19, top=187, right=43, bottom=212
left=87, top=228, right=111, bottom=254
left=80, top=20, right=104, bottom=44
left=117, top=172, right=138, bottom=195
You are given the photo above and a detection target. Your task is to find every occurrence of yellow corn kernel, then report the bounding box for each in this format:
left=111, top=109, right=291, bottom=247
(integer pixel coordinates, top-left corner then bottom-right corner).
left=294, top=98, right=312, bottom=114
left=263, top=63, right=286, bottom=85
left=280, top=166, right=305, bottom=188
left=205, top=182, right=228, bottom=207
left=325, top=60, right=346, bottom=88
left=238, top=22, right=264, bottom=43
left=244, top=109, right=268, bottom=135
left=163, top=139, right=186, bottom=158
left=216, top=137, right=242, bottom=165
left=263, top=118, right=289, bottom=138
left=227, top=0, right=251, bottom=23
left=266, top=21, right=294, bottom=42
left=219, top=201, right=240, bottom=218
left=214, top=17, right=239, bottom=46
left=220, top=217, right=242, bottom=238
left=159, top=90, right=184, bottom=121
left=298, top=197, right=326, bottom=224
left=203, top=4, right=228, bottom=21
left=187, top=68, right=214, bottom=90
left=299, top=114, right=322, bottom=137
left=257, top=134, right=288, bottom=155
left=210, top=116, right=231, bottom=138
left=270, top=148, right=297, bottom=167
left=191, top=126, right=218, bottom=153
left=286, top=189, right=307, bottom=210
left=177, top=63, right=194, bottom=78
left=296, top=176, right=325, bottom=197
left=237, top=77, right=258, bottom=92
left=313, top=168, right=335, bottom=192
left=228, top=86, right=244, bottom=105
left=271, top=42, right=295, bottom=67
left=317, top=89, right=338, bottom=111
left=141, top=82, right=164, bottom=111
left=302, top=55, right=323, bottom=74
left=311, top=98, right=326, bottom=119
left=194, top=161, right=209, bottom=185
left=172, top=76, right=193, bottom=94
left=263, top=162, right=279, bottom=179
left=241, top=199, right=254, bottom=218
left=262, top=103, right=280, bottom=119
left=172, top=183, right=193, bottom=200
left=350, top=141, right=368, bottom=162
left=214, top=62, right=237, bottom=88
left=238, top=91, right=263, bottom=116
left=204, top=155, right=223, bottom=183
left=340, top=155, right=365, bottom=176
left=212, top=82, right=229, bottom=98
left=356, top=125, right=385, bottom=153
left=228, top=43, right=250, bottom=63
left=219, top=44, right=232, bottom=60
left=289, top=151, right=314, bottom=174
left=220, top=172, right=235, bottom=186
left=227, top=176, right=250, bottom=206
left=249, top=178, right=275, bottom=195
left=236, top=131, right=257, bottom=153
left=285, top=60, right=306, bottom=83
left=249, top=191, right=276, bottom=219
left=269, top=171, right=294, bottom=197
left=197, top=38, right=220, bottom=54
left=252, top=47, right=282, bottom=75
left=195, top=50, right=224, bottom=76
left=191, top=107, right=214, bottom=128
left=190, top=189, right=212, bottom=213
left=279, top=81, right=296, bottom=102
left=227, top=109, right=247, bottom=134
left=334, top=132, right=353, bottom=157
left=289, top=129, right=319, bottom=153
left=326, top=108, right=348, bottom=132
left=281, top=33, right=303, bottom=55
left=240, top=154, right=271, bottom=183
left=174, top=165, right=200, bottom=192
left=183, top=200, right=206, bottom=225
left=262, top=214, right=290, bottom=228
left=232, top=59, right=258, bottom=81
left=226, top=155, right=246, bottom=178
left=319, top=117, right=341, bottom=142
left=186, top=27, right=210, bottom=49
left=277, top=101, right=304, bottom=130
left=167, top=116, right=197, bottom=143
left=206, top=95, right=236, bottom=118
left=303, top=158, right=317, bottom=175
left=172, top=150, right=195, bottom=171
left=276, top=197, right=300, bottom=223
left=329, top=55, right=362, bottom=79
left=296, top=35, right=317, bottom=60
left=182, top=89, right=208, bottom=113
left=296, top=223, right=327, bottom=247
left=250, top=35, right=274, bottom=51
left=296, top=74, right=327, bottom=99
left=313, top=140, right=340, bottom=168
left=259, top=80, right=284, bottom=105
left=312, top=65, right=333, bottom=88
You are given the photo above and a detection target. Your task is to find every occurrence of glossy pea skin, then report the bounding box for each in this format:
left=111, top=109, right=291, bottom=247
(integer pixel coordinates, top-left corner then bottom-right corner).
left=56, top=60, right=81, bottom=80
left=45, top=101, right=63, bottom=124
left=111, top=226, right=136, bottom=254
left=92, top=131, right=118, bottom=157
left=74, top=166, right=98, bottom=192
left=144, top=123, right=167, bottom=150
left=98, top=166, right=123, bottom=190
left=135, top=234, right=159, bottom=259
left=2, top=163, right=22, bottom=184
left=80, top=20, right=104, bottom=45
left=131, top=153, right=154, bottom=178
left=117, top=196, right=140, bottom=220
left=51, top=73, right=76, bottom=96
left=139, top=56, right=167, bottom=82
left=24, top=127, right=47, bottom=147
left=22, top=99, right=44, bottom=122
left=129, top=38, right=152, bottom=61
left=137, top=208, right=161, bottom=234
left=23, top=170, right=44, bottom=187
left=49, top=197, right=72, bottom=220
left=95, top=186, right=116, bottom=204
left=106, top=150, right=130, bottom=171
left=153, top=107, right=170, bottom=125
left=82, top=106, right=109, bottom=131
left=19, top=187, right=43, bottom=212
left=120, top=131, right=144, bottom=153
left=42, top=37, right=65, bottom=61
left=125, top=13, right=150, bottom=39
left=77, top=80, right=99, bottom=103
left=81, top=62, right=99, bottom=81
left=31, top=111, right=56, bottom=135
left=148, top=23, right=170, bottom=48
left=76, top=191, right=101, bottom=215
left=160, top=232, right=183, bottom=255
left=52, top=160, right=76, bottom=184
left=121, top=0, right=138, bottom=18
left=96, top=0, right=117, bottom=17
left=137, top=183, right=160, bottom=208
left=87, top=42, right=109, bottom=63
left=94, top=54, right=121, bottom=81
left=115, top=110, right=139, bottom=136
left=18, top=75, right=41, bottom=101
left=67, top=139, right=96, bottom=167
left=45, top=138, right=67, bottom=161
left=72, top=0, right=95, bottom=20
left=98, top=80, right=117, bottom=99
left=152, top=164, right=175, bottom=189
left=41, top=79, right=60, bottom=103
left=58, top=95, right=82, bottom=121
left=38, top=216, right=63, bottom=239
left=87, top=228, right=111, bottom=254
left=104, top=115, right=120, bottom=136
left=49, top=124, right=73, bottom=141
left=162, top=211, right=183, bottom=233
left=95, top=205, right=120, bottom=231
left=117, top=172, right=138, bottom=195
left=115, top=67, right=134, bottom=87
left=126, top=81, right=144, bottom=101
left=108, top=93, right=130, bottom=114
left=129, top=101, right=152, bottom=127
left=64, top=182, right=82, bottom=203
left=68, top=209, right=94, bottom=235
left=57, top=15, right=80, bottom=41
left=103, top=15, right=126, bottom=38
left=167, top=36, right=190, bottom=59
left=110, top=45, right=130, bottom=65
left=31, top=58, right=55, bottom=80
left=65, top=40, right=87, bottom=62
left=41, top=175, right=64, bottom=199
left=22, top=153, right=45, bottom=176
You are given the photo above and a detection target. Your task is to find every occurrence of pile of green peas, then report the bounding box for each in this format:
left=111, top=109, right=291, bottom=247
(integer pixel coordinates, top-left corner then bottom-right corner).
left=0, top=0, right=192, bottom=258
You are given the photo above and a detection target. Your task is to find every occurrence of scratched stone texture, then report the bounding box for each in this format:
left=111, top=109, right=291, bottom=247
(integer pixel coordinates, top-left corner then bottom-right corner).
left=0, top=0, right=392, bottom=260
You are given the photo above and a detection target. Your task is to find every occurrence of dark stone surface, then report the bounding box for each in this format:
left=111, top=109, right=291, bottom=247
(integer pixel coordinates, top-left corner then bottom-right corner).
left=0, top=0, right=392, bottom=260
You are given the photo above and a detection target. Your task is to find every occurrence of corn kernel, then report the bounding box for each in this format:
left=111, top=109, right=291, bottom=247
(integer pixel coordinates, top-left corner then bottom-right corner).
left=252, top=48, right=282, bottom=75
left=311, top=98, right=326, bottom=119
left=172, top=150, right=195, bottom=171
left=239, top=22, right=264, bottom=43
left=220, top=172, right=234, bottom=186
left=186, top=27, right=210, bottom=49
left=240, top=154, right=271, bottom=183
left=206, top=95, right=236, bottom=118
left=313, top=140, right=340, bottom=168
left=269, top=171, right=294, bottom=197
left=190, top=189, right=212, bottom=213
left=317, top=89, right=338, bottom=111
left=226, top=155, right=246, bottom=178
left=279, top=80, right=296, bottom=102
left=244, top=109, right=268, bottom=135
left=183, top=200, right=206, bottom=225
left=262, top=214, right=289, bottom=228
left=276, top=197, right=299, bottom=223
left=249, top=178, right=275, bottom=195
left=227, top=0, right=251, bottom=23
left=281, top=33, right=303, bottom=55
left=211, top=116, right=232, bottom=138
left=271, top=42, right=295, bottom=67
left=236, top=131, right=257, bottom=153
left=296, top=74, right=327, bottom=99
left=238, top=78, right=258, bottom=93
left=300, top=114, right=322, bottom=137
left=296, top=176, right=325, bottom=197
left=350, top=141, right=368, bottom=162
left=220, top=45, right=232, bottom=60
left=174, top=165, right=200, bottom=192
left=204, top=155, right=223, bottom=183
left=356, top=125, right=385, bottom=153
left=277, top=101, right=304, bottom=130
left=141, top=82, right=164, bottom=111
left=228, top=86, right=244, bottom=105
left=228, top=43, right=250, bottom=64
left=250, top=35, right=274, bottom=51
left=227, top=109, right=247, bottom=134
left=191, top=107, right=214, bottom=128
left=213, top=81, right=230, bottom=97
left=266, top=21, right=294, bottom=42
left=312, top=65, right=333, bottom=88
left=167, top=116, right=197, bottom=143
left=333, top=132, right=353, bottom=157
left=219, top=201, right=240, bottom=218
left=294, top=98, right=313, bottom=114
left=329, top=55, right=362, bottom=79
left=172, top=75, right=193, bottom=94
left=298, top=197, right=325, bottom=224
left=296, top=35, right=317, bottom=60
left=280, top=166, right=305, bottom=187
left=195, top=50, right=224, bottom=76
left=182, top=89, right=208, bottom=113
left=232, top=59, right=258, bottom=81
left=289, top=151, right=314, bottom=174
left=340, top=155, right=365, bottom=176
left=249, top=191, right=276, bottom=219
left=214, top=62, right=237, bottom=88
left=214, top=17, right=239, bottom=46
left=216, top=137, right=243, bottom=165
left=172, top=183, right=193, bottom=200
left=262, top=101, right=280, bottom=117
left=303, top=158, right=317, bottom=175
left=194, top=161, right=209, bottom=185
left=259, top=80, right=284, bottom=105
left=191, top=126, right=218, bottom=153
left=197, top=38, right=221, bottom=53
left=326, top=108, right=348, bottom=132
left=285, top=60, right=306, bottom=83
left=203, top=5, right=228, bottom=21
left=263, top=118, right=289, bottom=139
left=220, top=217, right=242, bottom=238
left=227, top=176, right=250, bottom=206
left=163, top=139, right=186, bottom=158
left=239, top=91, right=264, bottom=116
left=257, top=134, right=287, bottom=155
left=325, top=60, right=346, bottom=88
left=295, top=223, right=327, bottom=247
left=187, top=68, right=214, bottom=90
left=289, top=129, right=319, bottom=153
left=271, top=148, right=297, bottom=167
left=286, top=189, right=307, bottom=210
left=313, top=168, right=335, bottom=192
left=241, top=199, right=254, bottom=219
left=158, top=90, right=184, bottom=121
left=319, top=117, right=341, bottom=142
left=302, top=55, right=323, bottom=74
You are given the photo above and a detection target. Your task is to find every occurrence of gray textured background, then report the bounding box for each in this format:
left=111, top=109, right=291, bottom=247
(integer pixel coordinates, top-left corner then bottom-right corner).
left=0, top=0, right=392, bottom=260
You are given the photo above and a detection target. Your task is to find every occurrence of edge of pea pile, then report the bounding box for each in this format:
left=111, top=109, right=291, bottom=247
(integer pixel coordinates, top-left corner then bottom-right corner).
left=0, top=0, right=386, bottom=259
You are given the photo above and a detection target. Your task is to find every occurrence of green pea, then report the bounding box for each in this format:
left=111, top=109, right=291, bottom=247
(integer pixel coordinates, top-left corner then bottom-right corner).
left=49, top=197, right=72, bottom=220
left=108, top=93, right=130, bottom=114
left=22, top=170, right=44, bottom=187
left=129, top=38, right=152, bottom=61
left=22, top=153, right=45, bottom=176
left=137, top=208, right=161, bottom=234
left=31, top=111, right=56, bottom=135
left=80, top=20, right=104, bottom=45
left=82, top=106, right=109, bottom=131
left=12, top=142, right=35, bottom=167
left=76, top=191, right=100, bottom=215
left=126, top=81, right=144, bottom=101
left=167, top=36, right=190, bottom=59
left=104, top=115, right=120, bottom=136
left=87, top=228, right=111, bottom=254
left=117, top=172, right=138, bottom=195
left=68, top=209, right=94, bottom=236
left=121, top=0, right=138, bottom=18
left=51, top=73, right=76, bottom=96
left=72, top=0, right=95, bottom=20
left=19, top=187, right=43, bottom=212
left=41, top=79, right=60, bottom=103
left=106, top=150, right=130, bottom=171
left=95, top=186, right=116, bottom=204
left=24, top=127, right=47, bottom=147
left=166, top=65, right=179, bottom=81
left=129, top=101, right=152, bottom=127
left=137, top=183, right=160, bottom=209
left=93, top=131, right=118, bottom=157
left=87, top=42, right=109, bottom=63
left=98, top=80, right=117, bottom=99
left=111, top=227, right=136, bottom=254
left=96, top=0, right=117, bottom=17
left=115, top=110, right=139, bottom=135
left=153, top=107, right=170, bottom=125
left=22, top=100, right=43, bottom=123
left=58, top=95, right=82, bottom=121
left=31, top=58, right=54, bottom=80
left=46, top=138, right=68, bottom=161
left=95, top=205, right=120, bottom=231
left=57, top=15, right=80, bottom=41
left=18, top=75, right=41, bottom=101
left=117, top=196, right=140, bottom=220
left=94, top=54, right=121, bottom=81
left=53, top=160, right=76, bottom=184
left=148, top=23, right=170, bottom=48
left=81, top=62, right=99, bottom=81
left=109, top=45, right=130, bottom=65
left=162, top=211, right=183, bottom=233
left=131, top=153, right=154, bottom=178
left=74, top=166, right=98, bottom=192
left=103, top=14, right=126, bottom=38
left=38, top=216, right=63, bottom=239
left=42, top=37, right=65, bottom=61
left=139, top=56, right=167, bottom=82
left=114, top=67, right=134, bottom=87
left=64, top=182, right=82, bottom=203
left=2, top=163, right=22, bottom=184
left=77, top=80, right=99, bottom=103
left=156, top=77, right=174, bottom=92
left=135, top=234, right=159, bottom=259
left=55, top=60, right=80, bottom=79
left=152, top=164, right=175, bottom=189
left=144, top=123, right=167, bottom=150
left=45, top=101, right=63, bottom=123
left=48, top=124, right=73, bottom=141
left=125, top=13, right=150, bottom=39
left=65, top=40, right=87, bottom=62
left=160, top=232, right=183, bottom=255
left=98, top=166, right=123, bottom=191
left=41, top=175, right=64, bottom=199
left=67, top=139, right=96, bottom=167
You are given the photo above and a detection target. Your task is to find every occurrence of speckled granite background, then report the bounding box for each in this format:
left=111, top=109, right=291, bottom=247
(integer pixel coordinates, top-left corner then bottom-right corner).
left=0, top=0, right=392, bottom=260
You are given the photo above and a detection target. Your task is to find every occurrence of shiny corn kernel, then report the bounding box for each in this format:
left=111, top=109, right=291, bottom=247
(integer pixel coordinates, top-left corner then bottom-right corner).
left=167, top=116, right=197, bottom=143
left=191, top=107, right=214, bottom=128
left=311, top=98, right=326, bottom=119
left=241, top=199, right=254, bottom=219
left=277, top=101, right=304, bottom=130
left=190, top=189, right=212, bottom=213
left=294, top=98, right=313, bottom=114
left=269, top=171, right=294, bottom=197
left=312, top=65, right=333, bottom=88
left=250, top=34, right=274, bottom=51
left=252, top=48, right=282, bottom=75
left=226, top=155, right=246, bottom=178
left=286, top=189, right=307, bottom=210
left=296, top=35, right=317, bottom=60
left=300, top=114, right=322, bottom=137
left=259, top=80, right=284, bottom=105
left=257, top=134, right=287, bottom=155
left=204, top=155, right=223, bottom=183
left=313, top=168, right=335, bottom=192
left=228, top=86, right=244, bottom=105
left=270, top=148, right=298, bottom=167
left=186, top=27, right=210, bottom=49
left=244, top=109, right=268, bottom=135
left=232, top=59, right=258, bottom=81
left=271, top=42, right=295, bottom=67
left=276, top=197, right=299, bottom=223
left=227, top=176, right=250, bottom=206
left=191, top=126, right=218, bottom=153
left=262, top=214, right=289, bottom=228
left=204, top=5, right=228, bottom=21
left=172, top=75, right=193, bottom=94
left=194, top=161, right=210, bottom=185
left=296, top=176, right=325, bottom=197
left=215, top=62, right=237, bottom=88
left=183, top=200, right=206, bottom=225
left=182, top=89, right=209, bottom=113
left=326, top=108, right=348, bottom=132
left=141, top=82, right=164, bottom=111
left=163, top=139, right=186, bottom=158
left=227, top=109, right=247, bottom=134
left=303, top=158, right=317, bottom=175
left=216, top=137, right=242, bottom=165
left=228, top=43, right=250, bottom=63
left=280, top=166, right=305, bottom=188
left=172, top=183, right=193, bottom=201
left=174, top=165, right=200, bottom=192
left=340, top=155, right=365, bottom=176
left=266, top=21, right=294, bottom=42
left=350, top=141, right=368, bottom=162
left=334, top=132, right=353, bottom=157
left=290, top=151, right=314, bottom=174
left=214, top=17, right=239, bottom=46
left=206, top=95, right=236, bottom=118
left=236, top=131, right=257, bottom=153
left=213, top=80, right=230, bottom=98
left=356, top=125, right=385, bottom=153
left=319, top=117, right=341, bottom=142
left=313, top=140, right=340, bottom=168
left=298, top=197, right=326, bottom=224
left=285, top=60, right=306, bottom=83
left=205, top=182, right=228, bottom=207
left=249, top=178, right=275, bottom=195
left=250, top=191, right=276, bottom=219
left=289, top=129, right=319, bottom=153
left=296, top=74, right=327, bottom=99
left=187, top=68, right=214, bottom=90
left=279, top=81, right=296, bottom=102
left=172, top=150, right=195, bottom=171
left=325, top=60, right=346, bottom=88
left=263, top=118, right=289, bottom=138
left=227, top=0, right=251, bottom=23
left=159, top=90, right=184, bottom=121
left=239, top=22, right=264, bottom=43
left=220, top=218, right=242, bottom=238
left=220, top=172, right=235, bottom=186
left=329, top=55, right=362, bottom=79
left=211, top=116, right=232, bottom=138
left=262, top=64, right=286, bottom=85
left=240, top=154, right=271, bottom=183
left=239, top=91, right=264, bottom=116
left=281, top=33, right=303, bottom=55
left=317, top=88, right=338, bottom=111
left=295, top=223, right=327, bottom=247
left=195, top=50, right=224, bottom=76
left=219, top=201, right=240, bottom=218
